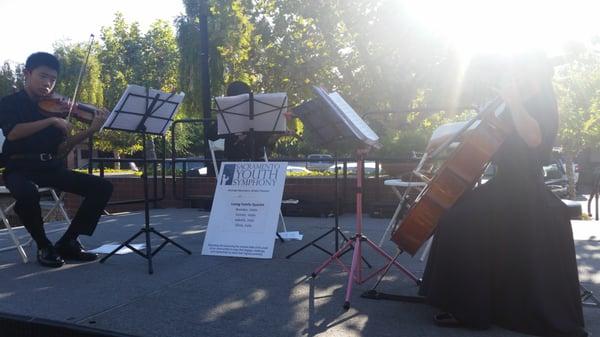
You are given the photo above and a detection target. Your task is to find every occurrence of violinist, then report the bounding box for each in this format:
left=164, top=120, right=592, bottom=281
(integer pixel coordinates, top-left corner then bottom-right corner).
left=0, top=52, right=113, bottom=268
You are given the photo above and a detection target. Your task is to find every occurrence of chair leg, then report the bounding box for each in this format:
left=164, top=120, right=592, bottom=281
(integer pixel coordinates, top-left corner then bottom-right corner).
left=0, top=207, right=28, bottom=263
left=44, top=190, right=71, bottom=223
left=55, top=191, right=71, bottom=223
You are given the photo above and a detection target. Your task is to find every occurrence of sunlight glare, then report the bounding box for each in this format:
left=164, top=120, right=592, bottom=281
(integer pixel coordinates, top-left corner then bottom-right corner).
left=404, top=0, right=600, bottom=56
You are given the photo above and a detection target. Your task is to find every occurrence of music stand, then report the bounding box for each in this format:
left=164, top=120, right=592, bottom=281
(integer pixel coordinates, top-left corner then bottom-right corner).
left=299, top=86, right=420, bottom=310
left=285, top=98, right=355, bottom=259
left=99, top=84, right=191, bottom=274
left=214, top=92, right=287, bottom=160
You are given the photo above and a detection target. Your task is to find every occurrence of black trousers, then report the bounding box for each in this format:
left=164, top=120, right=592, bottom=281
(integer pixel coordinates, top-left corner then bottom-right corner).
left=3, top=164, right=113, bottom=238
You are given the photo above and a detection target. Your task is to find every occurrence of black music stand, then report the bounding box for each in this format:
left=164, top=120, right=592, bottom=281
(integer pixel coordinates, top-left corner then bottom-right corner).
left=297, top=87, right=420, bottom=309
left=285, top=98, right=355, bottom=259
left=214, top=92, right=287, bottom=160
left=99, top=85, right=191, bottom=274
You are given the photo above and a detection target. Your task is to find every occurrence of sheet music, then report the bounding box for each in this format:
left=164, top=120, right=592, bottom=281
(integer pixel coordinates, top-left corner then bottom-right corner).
left=253, top=92, right=287, bottom=132
left=328, top=92, right=381, bottom=149
left=215, top=92, right=287, bottom=135
left=103, top=84, right=185, bottom=135
left=215, top=94, right=251, bottom=134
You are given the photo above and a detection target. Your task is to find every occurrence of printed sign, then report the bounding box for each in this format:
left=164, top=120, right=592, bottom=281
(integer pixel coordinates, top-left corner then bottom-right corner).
left=202, top=161, right=287, bottom=258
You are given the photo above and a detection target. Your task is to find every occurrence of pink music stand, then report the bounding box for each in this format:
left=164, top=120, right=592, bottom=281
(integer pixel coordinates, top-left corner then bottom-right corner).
left=306, top=87, right=420, bottom=310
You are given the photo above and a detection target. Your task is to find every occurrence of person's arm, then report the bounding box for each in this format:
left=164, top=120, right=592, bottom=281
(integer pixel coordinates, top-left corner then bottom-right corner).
left=498, top=79, right=542, bottom=148
left=506, top=100, right=542, bottom=148
left=56, top=108, right=109, bottom=158
left=7, top=117, right=70, bottom=141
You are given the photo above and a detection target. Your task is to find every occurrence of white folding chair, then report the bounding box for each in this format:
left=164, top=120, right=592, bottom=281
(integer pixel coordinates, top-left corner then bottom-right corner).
left=378, top=179, right=426, bottom=248
left=262, top=147, right=299, bottom=235
left=208, top=138, right=225, bottom=176
left=0, top=186, right=71, bottom=263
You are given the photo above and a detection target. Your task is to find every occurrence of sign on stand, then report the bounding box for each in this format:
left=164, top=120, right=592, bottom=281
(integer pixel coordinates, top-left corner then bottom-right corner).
left=202, top=161, right=288, bottom=259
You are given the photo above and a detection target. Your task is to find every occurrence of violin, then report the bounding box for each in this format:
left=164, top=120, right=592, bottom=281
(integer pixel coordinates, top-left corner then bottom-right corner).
left=38, top=93, right=97, bottom=124
left=38, top=34, right=100, bottom=124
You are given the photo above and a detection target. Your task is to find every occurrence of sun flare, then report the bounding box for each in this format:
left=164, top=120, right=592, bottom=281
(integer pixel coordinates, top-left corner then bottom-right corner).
left=404, top=0, right=599, bottom=57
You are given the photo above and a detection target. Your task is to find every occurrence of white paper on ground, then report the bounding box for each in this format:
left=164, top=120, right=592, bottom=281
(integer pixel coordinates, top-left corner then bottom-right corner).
left=277, top=231, right=303, bottom=240
left=87, top=243, right=146, bottom=255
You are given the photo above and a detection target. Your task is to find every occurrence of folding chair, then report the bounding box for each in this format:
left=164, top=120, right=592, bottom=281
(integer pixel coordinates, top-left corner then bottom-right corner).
left=261, top=147, right=299, bottom=236
left=0, top=186, right=71, bottom=263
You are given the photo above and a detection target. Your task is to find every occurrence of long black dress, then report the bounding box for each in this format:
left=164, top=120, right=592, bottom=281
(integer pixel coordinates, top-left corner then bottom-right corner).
left=419, top=88, right=587, bottom=337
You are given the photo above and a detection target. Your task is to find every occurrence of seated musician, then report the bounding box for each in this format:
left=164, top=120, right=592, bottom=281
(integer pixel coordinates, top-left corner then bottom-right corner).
left=223, top=81, right=274, bottom=161
left=418, top=52, right=587, bottom=336
left=0, top=52, right=113, bottom=268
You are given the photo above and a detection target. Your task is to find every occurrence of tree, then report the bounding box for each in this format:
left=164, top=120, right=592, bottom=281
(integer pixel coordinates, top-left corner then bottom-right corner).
left=0, top=62, right=17, bottom=97
left=554, top=43, right=600, bottom=198
left=53, top=41, right=104, bottom=108
left=176, top=0, right=256, bottom=158
left=96, top=13, right=183, bottom=164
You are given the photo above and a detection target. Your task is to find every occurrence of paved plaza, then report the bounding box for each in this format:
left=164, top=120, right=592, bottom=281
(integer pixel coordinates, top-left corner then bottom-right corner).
left=0, top=206, right=598, bottom=337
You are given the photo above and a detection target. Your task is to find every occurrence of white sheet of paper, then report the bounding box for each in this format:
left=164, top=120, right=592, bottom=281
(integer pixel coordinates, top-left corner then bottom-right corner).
left=328, top=92, right=380, bottom=148
left=104, top=84, right=185, bottom=135
left=215, top=92, right=287, bottom=134
left=252, top=92, right=288, bottom=132
left=277, top=231, right=303, bottom=240
left=215, top=94, right=251, bottom=134
left=87, top=243, right=146, bottom=255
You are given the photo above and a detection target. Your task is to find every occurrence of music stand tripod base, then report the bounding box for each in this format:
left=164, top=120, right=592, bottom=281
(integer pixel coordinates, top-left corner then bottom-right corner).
left=581, top=284, right=600, bottom=308
left=310, top=151, right=420, bottom=310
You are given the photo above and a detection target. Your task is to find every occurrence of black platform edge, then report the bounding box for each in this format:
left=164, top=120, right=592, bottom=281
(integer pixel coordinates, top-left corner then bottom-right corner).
left=0, top=311, right=139, bottom=337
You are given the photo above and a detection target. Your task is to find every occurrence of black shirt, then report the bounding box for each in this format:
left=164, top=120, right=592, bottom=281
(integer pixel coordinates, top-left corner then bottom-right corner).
left=0, top=90, right=65, bottom=157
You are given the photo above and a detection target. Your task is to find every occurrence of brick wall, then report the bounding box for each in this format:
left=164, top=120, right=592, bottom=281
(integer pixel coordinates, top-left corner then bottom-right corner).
left=62, top=175, right=405, bottom=217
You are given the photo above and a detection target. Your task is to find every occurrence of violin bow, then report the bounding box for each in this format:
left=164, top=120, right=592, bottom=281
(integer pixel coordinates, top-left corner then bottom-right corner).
left=67, top=33, right=95, bottom=120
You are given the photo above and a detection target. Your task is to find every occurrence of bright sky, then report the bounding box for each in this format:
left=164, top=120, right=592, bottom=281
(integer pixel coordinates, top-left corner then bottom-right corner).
left=0, top=0, right=185, bottom=64
left=404, top=0, right=600, bottom=57
left=2, top=1, right=599, bottom=65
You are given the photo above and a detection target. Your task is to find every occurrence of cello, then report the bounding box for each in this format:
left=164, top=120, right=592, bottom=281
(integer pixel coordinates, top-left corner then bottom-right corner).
left=390, top=97, right=513, bottom=255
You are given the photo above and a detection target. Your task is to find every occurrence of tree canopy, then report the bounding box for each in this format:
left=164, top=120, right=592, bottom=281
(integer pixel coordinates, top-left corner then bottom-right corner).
left=1, top=1, right=600, bottom=166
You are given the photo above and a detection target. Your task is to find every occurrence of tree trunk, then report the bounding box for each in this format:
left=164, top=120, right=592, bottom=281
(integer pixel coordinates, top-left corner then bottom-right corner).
left=113, top=150, right=121, bottom=170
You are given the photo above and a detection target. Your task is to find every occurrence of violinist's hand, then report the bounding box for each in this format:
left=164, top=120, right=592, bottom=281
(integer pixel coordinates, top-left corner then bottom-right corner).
left=56, top=96, right=75, bottom=114
left=51, top=117, right=72, bottom=135
left=90, top=108, right=109, bottom=132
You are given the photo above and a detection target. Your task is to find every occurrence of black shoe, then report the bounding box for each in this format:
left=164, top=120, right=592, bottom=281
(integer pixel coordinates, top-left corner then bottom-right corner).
left=37, top=245, right=65, bottom=268
left=55, top=239, right=98, bottom=262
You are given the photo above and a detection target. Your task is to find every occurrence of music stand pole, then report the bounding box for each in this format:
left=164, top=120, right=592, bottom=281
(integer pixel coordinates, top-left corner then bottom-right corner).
left=285, top=143, right=370, bottom=266
left=311, top=149, right=420, bottom=309
left=100, top=93, right=191, bottom=274
left=249, top=92, right=256, bottom=161
left=334, top=147, right=340, bottom=251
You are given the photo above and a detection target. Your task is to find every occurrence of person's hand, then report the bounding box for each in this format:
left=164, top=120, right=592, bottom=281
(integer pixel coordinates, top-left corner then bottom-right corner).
left=47, top=94, right=74, bottom=114
left=90, top=108, right=109, bottom=132
left=495, top=76, right=522, bottom=109
left=51, top=117, right=72, bottom=134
